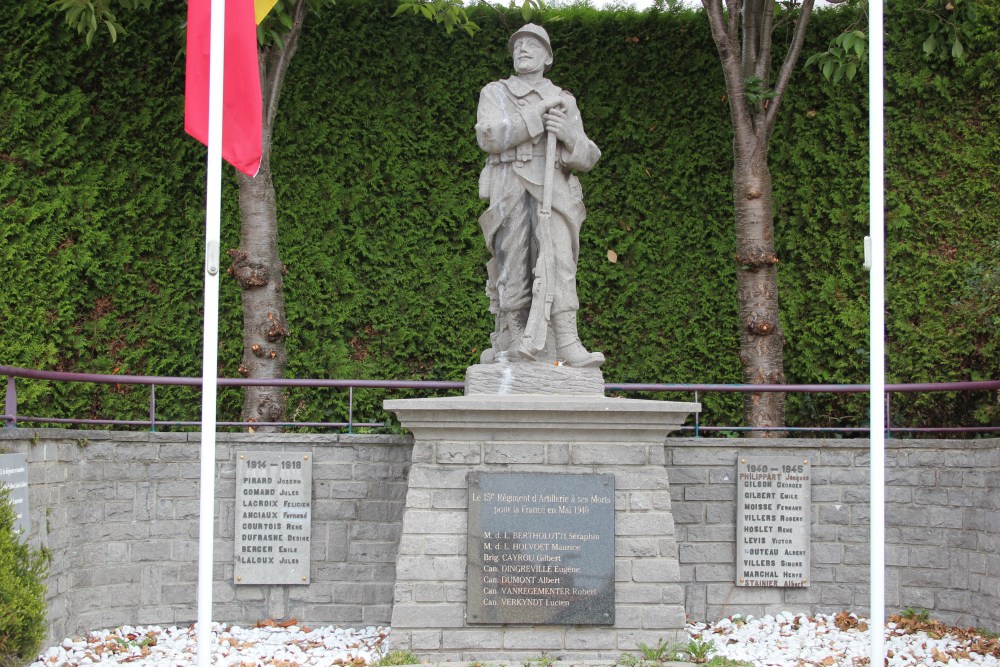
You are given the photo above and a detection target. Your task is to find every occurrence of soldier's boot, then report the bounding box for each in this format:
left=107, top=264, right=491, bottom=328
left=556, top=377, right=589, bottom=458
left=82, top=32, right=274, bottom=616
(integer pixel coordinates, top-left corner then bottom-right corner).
left=483, top=310, right=530, bottom=363
left=552, top=311, right=605, bottom=368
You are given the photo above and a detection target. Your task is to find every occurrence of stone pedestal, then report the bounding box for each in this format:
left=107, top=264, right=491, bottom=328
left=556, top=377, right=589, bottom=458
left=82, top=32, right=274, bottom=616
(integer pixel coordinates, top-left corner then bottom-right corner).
left=465, top=361, right=604, bottom=396
left=384, top=394, right=699, bottom=662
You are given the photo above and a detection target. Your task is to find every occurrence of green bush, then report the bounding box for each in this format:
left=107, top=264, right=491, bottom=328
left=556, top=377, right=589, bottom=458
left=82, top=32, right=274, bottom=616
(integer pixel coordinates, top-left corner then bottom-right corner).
left=0, top=486, right=49, bottom=667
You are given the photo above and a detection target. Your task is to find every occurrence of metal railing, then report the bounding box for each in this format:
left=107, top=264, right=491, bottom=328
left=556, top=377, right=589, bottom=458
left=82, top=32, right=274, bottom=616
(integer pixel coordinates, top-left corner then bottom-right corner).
left=2, top=365, right=999, bottom=436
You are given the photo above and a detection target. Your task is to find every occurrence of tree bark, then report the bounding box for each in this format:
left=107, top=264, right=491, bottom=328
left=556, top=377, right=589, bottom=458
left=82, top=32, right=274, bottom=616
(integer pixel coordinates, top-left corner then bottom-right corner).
left=733, top=139, right=786, bottom=433
left=703, top=0, right=814, bottom=434
left=234, top=155, right=288, bottom=430
left=230, top=0, right=307, bottom=431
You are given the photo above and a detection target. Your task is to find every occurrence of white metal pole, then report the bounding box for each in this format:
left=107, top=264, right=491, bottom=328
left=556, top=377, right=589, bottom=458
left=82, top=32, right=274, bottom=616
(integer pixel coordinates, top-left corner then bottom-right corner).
left=197, top=0, right=226, bottom=664
left=869, top=0, right=886, bottom=664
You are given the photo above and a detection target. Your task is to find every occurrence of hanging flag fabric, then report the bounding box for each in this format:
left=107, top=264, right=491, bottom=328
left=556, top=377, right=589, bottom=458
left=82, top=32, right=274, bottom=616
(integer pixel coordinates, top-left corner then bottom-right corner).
left=185, top=0, right=263, bottom=177
left=255, top=0, right=280, bottom=24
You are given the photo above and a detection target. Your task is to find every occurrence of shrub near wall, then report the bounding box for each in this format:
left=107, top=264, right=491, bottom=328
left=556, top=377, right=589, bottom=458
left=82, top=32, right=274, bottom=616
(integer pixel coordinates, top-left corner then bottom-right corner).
left=2, top=1, right=997, bottom=430
left=0, top=486, right=49, bottom=667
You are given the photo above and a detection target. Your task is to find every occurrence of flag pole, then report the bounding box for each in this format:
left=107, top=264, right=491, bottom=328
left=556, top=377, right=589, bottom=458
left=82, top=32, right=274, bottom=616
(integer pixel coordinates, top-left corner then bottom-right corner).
left=196, top=0, right=226, bottom=663
left=868, top=0, right=886, bottom=664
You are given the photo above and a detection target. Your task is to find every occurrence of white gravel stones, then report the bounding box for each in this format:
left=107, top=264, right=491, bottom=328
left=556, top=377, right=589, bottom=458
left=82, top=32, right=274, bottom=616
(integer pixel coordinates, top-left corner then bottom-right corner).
left=30, top=623, right=388, bottom=667
left=30, top=614, right=1000, bottom=666
left=689, top=613, right=1000, bottom=667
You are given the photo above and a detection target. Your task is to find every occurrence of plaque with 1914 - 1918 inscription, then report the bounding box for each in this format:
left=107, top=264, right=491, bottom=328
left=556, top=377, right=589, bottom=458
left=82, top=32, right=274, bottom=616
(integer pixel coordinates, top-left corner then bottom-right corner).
left=234, top=451, right=312, bottom=585
left=736, top=454, right=810, bottom=587
left=467, top=471, right=615, bottom=625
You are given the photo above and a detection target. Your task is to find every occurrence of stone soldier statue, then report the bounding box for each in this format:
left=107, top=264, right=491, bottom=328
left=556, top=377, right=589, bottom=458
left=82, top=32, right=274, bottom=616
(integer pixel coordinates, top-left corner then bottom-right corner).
left=475, top=23, right=604, bottom=368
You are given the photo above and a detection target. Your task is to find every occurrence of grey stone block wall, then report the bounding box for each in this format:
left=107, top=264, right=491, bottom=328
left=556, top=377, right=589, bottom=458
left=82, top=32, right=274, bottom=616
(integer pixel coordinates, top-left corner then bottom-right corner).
left=0, top=429, right=411, bottom=644
left=669, top=438, right=1000, bottom=630
left=2, top=430, right=997, bottom=644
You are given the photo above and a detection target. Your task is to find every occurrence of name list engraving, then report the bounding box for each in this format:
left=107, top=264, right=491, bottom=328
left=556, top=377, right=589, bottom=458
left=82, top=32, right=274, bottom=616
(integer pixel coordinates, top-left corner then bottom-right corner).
left=467, top=472, right=614, bottom=625
left=736, top=454, right=810, bottom=587
left=234, top=451, right=312, bottom=585
left=0, top=454, right=30, bottom=537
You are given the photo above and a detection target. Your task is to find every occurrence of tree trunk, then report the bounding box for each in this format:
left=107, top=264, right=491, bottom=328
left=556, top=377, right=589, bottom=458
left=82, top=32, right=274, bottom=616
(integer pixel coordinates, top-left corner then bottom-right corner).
left=233, top=150, right=288, bottom=430
left=229, top=2, right=307, bottom=431
left=733, top=138, right=785, bottom=434
left=702, top=0, right=815, bottom=434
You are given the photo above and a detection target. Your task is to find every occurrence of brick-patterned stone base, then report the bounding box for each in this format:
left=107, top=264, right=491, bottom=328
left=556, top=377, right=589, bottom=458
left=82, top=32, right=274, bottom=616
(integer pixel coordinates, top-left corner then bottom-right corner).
left=384, top=395, right=699, bottom=662
left=3, top=428, right=997, bottom=644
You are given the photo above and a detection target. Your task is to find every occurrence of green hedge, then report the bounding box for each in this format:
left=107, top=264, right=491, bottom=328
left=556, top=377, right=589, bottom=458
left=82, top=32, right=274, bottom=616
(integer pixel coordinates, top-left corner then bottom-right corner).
left=1, top=0, right=997, bottom=431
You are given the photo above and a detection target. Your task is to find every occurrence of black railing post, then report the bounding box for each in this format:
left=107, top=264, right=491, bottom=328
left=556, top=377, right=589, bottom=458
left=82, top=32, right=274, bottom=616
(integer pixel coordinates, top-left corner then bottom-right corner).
left=3, top=376, right=16, bottom=428
left=885, top=391, right=892, bottom=439
left=149, top=384, right=157, bottom=432
left=348, top=386, right=354, bottom=434
left=694, top=390, right=701, bottom=438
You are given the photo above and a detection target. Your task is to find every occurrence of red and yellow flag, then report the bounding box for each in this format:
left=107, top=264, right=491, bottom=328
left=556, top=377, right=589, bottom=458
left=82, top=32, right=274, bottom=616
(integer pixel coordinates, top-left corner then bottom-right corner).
left=254, top=0, right=280, bottom=24
left=184, top=0, right=263, bottom=177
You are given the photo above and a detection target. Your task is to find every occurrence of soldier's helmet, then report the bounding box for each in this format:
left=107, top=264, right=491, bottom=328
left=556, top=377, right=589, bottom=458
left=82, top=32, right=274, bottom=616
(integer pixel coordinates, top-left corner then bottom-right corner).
left=508, top=23, right=553, bottom=71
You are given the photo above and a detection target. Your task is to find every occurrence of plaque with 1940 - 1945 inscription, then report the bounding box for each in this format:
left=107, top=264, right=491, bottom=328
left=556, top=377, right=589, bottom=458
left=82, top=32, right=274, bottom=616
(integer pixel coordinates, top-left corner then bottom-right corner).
left=736, top=454, right=811, bottom=587
left=467, top=471, right=615, bottom=625
left=234, top=451, right=312, bottom=585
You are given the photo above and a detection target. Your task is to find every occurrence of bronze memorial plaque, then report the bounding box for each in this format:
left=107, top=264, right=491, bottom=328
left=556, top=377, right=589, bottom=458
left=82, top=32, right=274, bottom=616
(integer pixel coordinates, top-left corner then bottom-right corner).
left=467, top=471, right=615, bottom=625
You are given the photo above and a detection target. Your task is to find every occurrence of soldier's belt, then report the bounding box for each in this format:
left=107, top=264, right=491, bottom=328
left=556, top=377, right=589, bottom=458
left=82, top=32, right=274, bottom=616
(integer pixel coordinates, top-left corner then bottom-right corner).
left=487, top=151, right=563, bottom=168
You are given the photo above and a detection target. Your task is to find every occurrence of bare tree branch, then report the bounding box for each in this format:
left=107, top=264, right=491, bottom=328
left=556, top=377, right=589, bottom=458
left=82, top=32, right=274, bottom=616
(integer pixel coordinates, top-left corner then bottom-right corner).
left=754, top=0, right=777, bottom=81
left=262, top=0, right=308, bottom=132
left=727, top=0, right=741, bottom=43
left=703, top=0, right=755, bottom=148
left=742, top=0, right=762, bottom=76
left=763, top=0, right=814, bottom=132
left=702, top=0, right=734, bottom=61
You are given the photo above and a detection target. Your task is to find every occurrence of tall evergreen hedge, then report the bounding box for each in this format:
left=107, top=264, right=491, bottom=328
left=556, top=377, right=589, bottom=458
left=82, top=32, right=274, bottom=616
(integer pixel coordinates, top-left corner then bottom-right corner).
left=2, top=0, right=997, bottom=431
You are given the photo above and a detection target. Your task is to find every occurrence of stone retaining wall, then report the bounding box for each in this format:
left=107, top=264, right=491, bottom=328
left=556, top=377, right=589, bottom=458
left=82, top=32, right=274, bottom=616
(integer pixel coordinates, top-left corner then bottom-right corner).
left=1, top=430, right=997, bottom=644
left=667, top=438, right=999, bottom=630
left=0, top=430, right=411, bottom=642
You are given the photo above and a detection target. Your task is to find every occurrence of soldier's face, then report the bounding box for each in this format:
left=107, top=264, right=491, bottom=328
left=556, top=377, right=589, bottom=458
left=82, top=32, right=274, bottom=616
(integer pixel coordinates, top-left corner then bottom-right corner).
left=512, top=36, right=550, bottom=75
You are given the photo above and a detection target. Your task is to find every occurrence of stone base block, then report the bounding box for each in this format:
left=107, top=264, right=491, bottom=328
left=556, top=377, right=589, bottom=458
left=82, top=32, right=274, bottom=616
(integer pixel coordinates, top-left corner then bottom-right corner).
left=465, top=362, right=604, bottom=396
left=385, top=394, right=699, bottom=662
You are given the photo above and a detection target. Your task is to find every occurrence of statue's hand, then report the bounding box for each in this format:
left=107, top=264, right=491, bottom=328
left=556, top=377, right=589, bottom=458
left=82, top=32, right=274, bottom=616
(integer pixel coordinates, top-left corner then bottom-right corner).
left=543, top=106, right=580, bottom=153
left=533, top=96, right=565, bottom=118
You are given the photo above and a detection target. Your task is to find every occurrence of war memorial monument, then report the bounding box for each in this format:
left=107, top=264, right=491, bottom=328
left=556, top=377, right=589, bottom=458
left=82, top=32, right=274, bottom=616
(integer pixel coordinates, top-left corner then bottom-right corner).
left=384, top=23, right=701, bottom=659
left=4, top=18, right=1000, bottom=666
